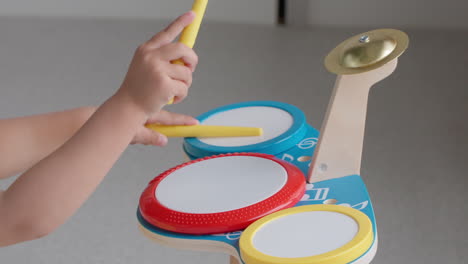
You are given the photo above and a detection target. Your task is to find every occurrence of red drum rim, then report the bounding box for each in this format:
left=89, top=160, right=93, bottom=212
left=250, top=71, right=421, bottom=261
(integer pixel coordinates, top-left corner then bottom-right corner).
left=139, top=153, right=306, bottom=235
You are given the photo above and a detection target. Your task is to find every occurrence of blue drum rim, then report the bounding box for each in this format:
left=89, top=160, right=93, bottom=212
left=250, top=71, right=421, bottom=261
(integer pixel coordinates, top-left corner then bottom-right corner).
left=183, top=101, right=308, bottom=157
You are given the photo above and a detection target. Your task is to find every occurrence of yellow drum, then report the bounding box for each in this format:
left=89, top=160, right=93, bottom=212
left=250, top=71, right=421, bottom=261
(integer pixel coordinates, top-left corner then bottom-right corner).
left=240, top=205, right=374, bottom=264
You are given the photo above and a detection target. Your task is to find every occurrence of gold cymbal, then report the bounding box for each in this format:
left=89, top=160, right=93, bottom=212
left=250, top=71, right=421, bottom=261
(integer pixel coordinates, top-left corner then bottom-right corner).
left=325, top=29, right=409, bottom=75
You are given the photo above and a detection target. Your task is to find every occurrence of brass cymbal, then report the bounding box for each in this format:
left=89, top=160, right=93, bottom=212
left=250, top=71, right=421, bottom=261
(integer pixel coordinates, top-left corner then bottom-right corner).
left=325, top=29, right=409, bottom=75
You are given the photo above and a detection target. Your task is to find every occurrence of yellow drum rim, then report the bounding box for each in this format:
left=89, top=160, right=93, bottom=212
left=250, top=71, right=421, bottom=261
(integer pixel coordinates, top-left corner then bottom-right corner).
left=239, top=204, right=374, bottom=264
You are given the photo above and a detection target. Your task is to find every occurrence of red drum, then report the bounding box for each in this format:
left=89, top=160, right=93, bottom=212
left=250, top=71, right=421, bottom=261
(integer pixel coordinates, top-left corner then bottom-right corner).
left=139, top=153, right=306, bottom=235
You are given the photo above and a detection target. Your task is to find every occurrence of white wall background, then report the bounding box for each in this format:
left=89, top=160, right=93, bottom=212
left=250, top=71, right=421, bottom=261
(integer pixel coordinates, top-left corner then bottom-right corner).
left=0, top=0, right=277, bottom=24
left=289, top=0, right=468, bottom=30
left=0, top=0, right=467, bottom=29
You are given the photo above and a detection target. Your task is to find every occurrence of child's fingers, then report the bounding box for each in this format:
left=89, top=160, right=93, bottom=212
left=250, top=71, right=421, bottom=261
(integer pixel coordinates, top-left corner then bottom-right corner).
left=132, top=127, right=168, bottom=146
left=148, top=130, right=168, bottom=146
left=147, top=11, right=196, bottom=49
left=167, top=64, right=193, bottom=87
left=157, top=43, right=198, bottom=71
left=163, top=11, right=195, bottom=39
left=168, top=79, right=190, bottom=105
left=146, top=110, right=199, bottom=126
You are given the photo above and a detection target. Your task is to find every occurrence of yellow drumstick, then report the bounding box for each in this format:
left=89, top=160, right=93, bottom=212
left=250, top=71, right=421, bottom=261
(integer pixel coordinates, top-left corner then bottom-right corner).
left=168, top=0, right=208, bottom=104
left=145, top=124, right=263, bottom=138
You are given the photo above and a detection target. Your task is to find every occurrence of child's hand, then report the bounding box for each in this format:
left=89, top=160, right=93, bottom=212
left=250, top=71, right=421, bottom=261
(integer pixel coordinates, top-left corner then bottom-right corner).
left=117, top=11, right=198, bottom=117
left=131, top=110, right=199, bottom=146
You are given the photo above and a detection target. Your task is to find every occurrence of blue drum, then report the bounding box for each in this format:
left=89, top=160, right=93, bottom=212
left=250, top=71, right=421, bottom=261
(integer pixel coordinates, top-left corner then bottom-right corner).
left=183, top=101, right=320, bottom=175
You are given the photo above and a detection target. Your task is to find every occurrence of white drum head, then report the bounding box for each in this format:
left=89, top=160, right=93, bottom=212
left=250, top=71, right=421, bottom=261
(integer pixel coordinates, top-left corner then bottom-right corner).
left=198, top=106, right=293, bottom=147
left=156, top=155, right=287, bottom=213
left=240, top=205, right=373, bottom=264
left=253, top=211, right=358, bottom=257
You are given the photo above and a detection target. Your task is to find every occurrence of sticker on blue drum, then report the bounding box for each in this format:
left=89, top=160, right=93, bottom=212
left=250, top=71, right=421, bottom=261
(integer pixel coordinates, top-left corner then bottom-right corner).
left=183, top=101, right=320, bottom=175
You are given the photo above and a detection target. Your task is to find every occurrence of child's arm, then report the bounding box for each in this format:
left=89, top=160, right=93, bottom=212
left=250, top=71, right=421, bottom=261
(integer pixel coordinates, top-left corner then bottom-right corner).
left=0, top=107, right=95, bottom=179
left=0, top=107, right=197, bottom=179
left=0, top=11, right=198, bottom=247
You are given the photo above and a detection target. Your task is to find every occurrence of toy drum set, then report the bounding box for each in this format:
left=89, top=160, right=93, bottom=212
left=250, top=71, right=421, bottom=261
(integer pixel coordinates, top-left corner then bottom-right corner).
left=136, top=3, right=409, bottom=262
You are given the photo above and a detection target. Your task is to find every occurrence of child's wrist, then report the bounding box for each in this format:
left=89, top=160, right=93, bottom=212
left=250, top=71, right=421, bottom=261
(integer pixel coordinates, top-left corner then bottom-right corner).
left=111, top=90, right=148, bottom=124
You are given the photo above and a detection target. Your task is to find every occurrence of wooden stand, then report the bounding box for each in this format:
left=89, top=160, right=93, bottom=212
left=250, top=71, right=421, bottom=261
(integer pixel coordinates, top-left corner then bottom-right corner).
left=308, top=59, right=398, bottom=183
left=230, top=256, right=240, bottom=264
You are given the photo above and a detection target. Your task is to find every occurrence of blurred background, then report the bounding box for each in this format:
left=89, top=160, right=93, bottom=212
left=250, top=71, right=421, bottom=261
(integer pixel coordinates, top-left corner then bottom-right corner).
left=0, top=1, right=466, bottom=264
left=0, top=0, right=466, bottom=28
